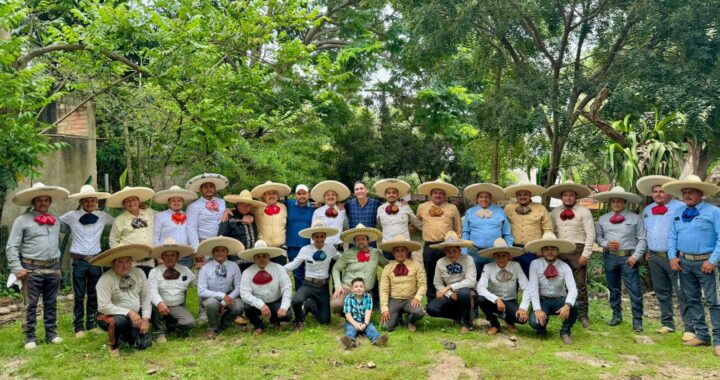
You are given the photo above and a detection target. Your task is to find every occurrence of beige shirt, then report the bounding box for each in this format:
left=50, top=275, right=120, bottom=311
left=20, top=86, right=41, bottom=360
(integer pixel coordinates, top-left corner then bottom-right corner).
left=505, top=202, right=553, bottom=245
left=551, top=204, right=595, bottom=257
left=97, top=267, right=151, bottom=319
left=254, top=203, right=288, bottom=248
left=416, top=201, right=462, bottom=243
left=109, top=209, right=155, bottom=267
left=379, top=259, right=427, bottom=312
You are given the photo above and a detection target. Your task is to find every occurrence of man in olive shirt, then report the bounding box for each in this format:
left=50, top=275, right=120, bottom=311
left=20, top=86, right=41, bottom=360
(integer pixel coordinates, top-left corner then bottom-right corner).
left=504, top=181, right=553, bottom=277
left=378, top=235, right=426, bottom=331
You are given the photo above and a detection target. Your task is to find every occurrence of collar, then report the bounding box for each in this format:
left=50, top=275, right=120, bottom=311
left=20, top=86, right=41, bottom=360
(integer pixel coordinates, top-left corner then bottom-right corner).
left=294, top=200, right=309, bottom=207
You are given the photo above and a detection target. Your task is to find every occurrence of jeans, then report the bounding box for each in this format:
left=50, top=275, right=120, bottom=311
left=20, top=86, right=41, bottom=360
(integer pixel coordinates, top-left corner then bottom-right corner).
left=603, top=253, right=644, bottom=324
left=426, top=287, right=475, bottom=327
left=97, top=314, right=152, bottom=350
left=648, top=253, right=692, bottom=332
left=292, top=282, right=330, bottom=324
left=529, top=297, right=578, bottom=336
left=477, top=297, right=524, bottom=329
left=680, top=258, right=720, bottom=346
left=72, top=259, right=103, bottom=332
left=344, top=321, right=380, bottom=342
left=244, top=299, right=293, bottom=329
left=423, top=244, right=445, bottom=300
left=22, top=263, right=61, bottom=344
left=202, top=297, right=243, bottom=331
left=286, top=246, right=305, bottom=290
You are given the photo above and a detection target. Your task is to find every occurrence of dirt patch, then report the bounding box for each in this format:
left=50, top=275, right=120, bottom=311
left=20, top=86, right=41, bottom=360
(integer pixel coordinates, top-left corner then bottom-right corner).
left=428, top=353, right=480, bottom=380
left=0, top=357, right=27, bottom=380
left=473, top=336, right=518, bottom=349
left=633, top=335, right=656, bottom=345
left=554, top=351, right=612, bottom=368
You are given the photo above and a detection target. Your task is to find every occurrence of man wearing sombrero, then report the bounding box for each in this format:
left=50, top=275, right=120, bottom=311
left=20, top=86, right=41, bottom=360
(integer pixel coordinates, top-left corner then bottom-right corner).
left=664, top=175, right=720, bottom=356
left=503, top=180, right=553, bottom=277
left=374, top=178, right=422, bottom=260
left=311, top=180, right=351, bottom=251
left=185, top=173, right=229, bottom=255
left=239, top=240, right=294, bottom=335
left=476, top=238, right=527, bottom=335
left=416, top=179, right=462, bottom=301
left=107, top=186, right=156, bottom=275
left=637, top=175, right=692, bottom=337
left=152, top=185, right=197, bottom=268
left=426, top=231, right=476, bottom=333
left=547, top=180, right=595, bottom=328
left=378, top=235, right=427, bottom=332
left=6, top=182, right=69, bottom=349
left=519, top=232, right=579, bottom=345
left=251, top=181, right=291, bottom=263
left=60, top=184, right=114, bottom=338
left=148, top=239, right=196, bottom=343
left=595, top=186, right=646, bottom=332
left=93, top=244, right=154, bottom=355
left=284, top=184, right=316, bottom=289
left=220, top=189, right=266, bottom=270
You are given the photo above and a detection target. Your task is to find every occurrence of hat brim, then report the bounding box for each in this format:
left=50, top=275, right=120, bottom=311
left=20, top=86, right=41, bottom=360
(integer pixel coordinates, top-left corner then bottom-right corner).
left=106, top=187, right=155, bottom=209
left=546, top=183, right=591, bottom=199
left=504, top=184, right=546, bottom=198
left=151, top=244, right=194, bottom=259
left=68, top=191, right=111, bottom=200
left=340, top=227, right=383, bottom=244
left=12, top=186, right=70, bottom=206
left=153, top=189, right=197, bottom=205
left=378, top=240, right=422, bottom=252
left=662, top=181, right=720, bottom=197
left=479, top=246, right=525, bottom=259
left=373, top=179, right=411, bottom=198
left=524, top=239, right=576, bottom=254
left=429, top=240, right=475, bottom=249
left=238, top=246, right=285, bottom=261
left=418, top=182, right=460, bottom=197
left=250, top=183, right=292, bottom=198
left=299, top=226, right=340, bottom=239
left=311, top=181, right=351, bottom=203
left=594, top=192, right=642, bottom=204
left=463, top=183, right=505, bottom=203
left=223, top=195, right=267, bottom=208
left=197, top=237, right=245, bottom=257
left=90, top=244, right=153, bottom=267
left=636, top=176, right=676, bottom=197
left=185, top=174, right=229, bottom=193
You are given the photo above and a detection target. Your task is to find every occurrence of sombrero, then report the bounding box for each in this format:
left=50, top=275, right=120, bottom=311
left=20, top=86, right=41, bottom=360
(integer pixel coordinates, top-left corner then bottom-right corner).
left=237, top=240, right=285, bottom=261
left=373, top=179, right=411, bottom=198
left=153, top=185, right=197, bottom=205
left=224, top=190, right=267, bottom=208
left=463, top=183, right=505, bottom=203
left=340, top=223, right=383, bottom=244
left=662, top=175, right=720, bottom=197
left=90, top=244, right=153, bottom=267
left=12, top=182, right=70, bottom=206
left=185, top=173, right=229, bottom=193
left=418, top=179, right=460, bottom=197
left=524, top=232, right=576, bottom=254
left=429, top=231, right=474, bottom=249
left=479, top=238, right=525, bottom=258
left=503, top=181, right=546, bottom=198
left=251, top=181, right=292, bottom=199
left=105, top=186, right=155, bottom=209
left=151, top=238, right=194, bottom=259
left=197, top=236, right=245, bottom=257
left=594, top=185, right=642, bottom=204
left=378, top=234, right=422, bottom=252
left=68, top=185, right=110, bottom=201
left=546, top=180, right=592, bottom=199
left=311, top=180, right=351, bottom=203
left=635, top=175, right=676, bottom=197
left=299, top=220, right=340, bottom=239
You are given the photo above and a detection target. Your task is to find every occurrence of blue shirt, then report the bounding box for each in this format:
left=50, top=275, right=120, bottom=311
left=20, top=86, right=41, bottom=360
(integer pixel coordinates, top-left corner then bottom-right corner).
left=462, top=204, right=514, bottom=252
left=343, top=292, right=373, bottom=323
left=345, top=197, right=382, bottom=228
left=285, top=200, right=315, bottom=248
left=642, top=199, right=684, bottom=253
left=668, top=201, right=720, bottom=265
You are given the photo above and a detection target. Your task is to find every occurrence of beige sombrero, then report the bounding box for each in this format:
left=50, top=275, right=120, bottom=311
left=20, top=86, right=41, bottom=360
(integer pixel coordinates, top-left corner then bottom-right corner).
left=251, top=181, right=292, bottom=199
left=546, top=180, right=591, bottom=199
left=12, top=182, right=70, bottom=206
left=299, top=220, right=340, bottom=239
left=68, top=185, right=110, bottom=201
left=418, top=179, right=460, bottom=197
left=373, top=179, right=411, bottom=198
left=524, top=232, right=576, bottom=254
left=238, top=240, right=285, bottom=261
left=105, top=186, right=155, bottom=209
left=311, top=180, right=351, bottom=203
left=151, top=238, right=194, bottom=259
left=594, top=185, right=642, bottom=204
left=662, top=175, right=720, bottom=197
left=340, top=223, right=383, bottom=244
left=503, top=181, right=546, bottom=198
left=153, top=185, right=197, bottom=205
left=479, top=238, right=525, bottom=258
left=378, top=234, right=422, bottom=253
left=429, top=231, right=474, bottom=249
left=90, top=244, right=153, bottom=267
left=185, top=173, right=229, bottom=193
left=224, top=190, right=267, bottom=208
left=463, top=183, right=505, bottom=203
left=197, top=236, right=245, bottom=257
left=636, top=175, right=676, bottom=197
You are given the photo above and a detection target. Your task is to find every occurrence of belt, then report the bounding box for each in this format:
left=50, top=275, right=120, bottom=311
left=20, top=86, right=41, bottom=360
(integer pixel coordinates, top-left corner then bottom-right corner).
left=71, top=253, right=98, bottom=262
left=304, top=276, right=328, bottom=286
left=606, top=249, right=633, bottom=257
left=680, top=252, right=711, bottom=261
left=650, top=250, right=668, bottom=258
left=21, top=257, right=59, bottom=267
left=513, top=243, right=525, bottom=248
left=540, top=296, right=565, bottom=301
left=424, top=241, right=443, bottom=246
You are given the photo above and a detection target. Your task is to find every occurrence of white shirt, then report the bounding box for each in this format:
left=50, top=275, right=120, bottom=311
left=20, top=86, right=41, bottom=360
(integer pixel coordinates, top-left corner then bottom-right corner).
left=153, top=209, right=191, bottom=246
left=311, top=206, right=347, bottom=246
left=376, top=202, right=422, bottom=242
left=240, top=262, right=292, bottom=310
left=60, top=210, right=114, bottom=256
left=96, top=267, right=151, bottom=319
left=284, top=243, right=339, bottom=279
left=186, top=197, right=226, bottom=250
left=148, top=264, right=195, bottom=307
left=477, top=261, right=528, bottom=303
left=197, top=259, right=242, bottom=300
left=521, top=258, right=577, bottom=311
left=434, top=255, right=476, bottom=298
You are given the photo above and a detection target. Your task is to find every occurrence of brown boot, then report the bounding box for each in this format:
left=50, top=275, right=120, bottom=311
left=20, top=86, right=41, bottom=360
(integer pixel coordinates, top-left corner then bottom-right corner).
left=340, top=336, right=354, bottom=349
left=487, top=326, right=499, bottom=336
left=373, top=334, right=389, bottom=347
left=580, top=316, right=590, bottom=329
left=683, top=337, right=710, bottom=347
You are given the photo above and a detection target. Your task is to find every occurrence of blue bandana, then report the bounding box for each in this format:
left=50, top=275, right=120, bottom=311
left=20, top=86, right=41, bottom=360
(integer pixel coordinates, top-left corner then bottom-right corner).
left=446, top=262, right=463, bottom=274
left=312, top=250, right=327, bottom=261
left=682, top=207, right=699, bottom=223
left=79, top=213, right=99, bottom=225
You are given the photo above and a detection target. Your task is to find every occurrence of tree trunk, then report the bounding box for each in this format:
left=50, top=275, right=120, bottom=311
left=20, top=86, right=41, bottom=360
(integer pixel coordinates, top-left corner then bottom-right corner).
left=123, top=122, right=133, bottom=186
left=680, top=138, right=709, bottom=179
left=491, top=133, right=499, bottom=183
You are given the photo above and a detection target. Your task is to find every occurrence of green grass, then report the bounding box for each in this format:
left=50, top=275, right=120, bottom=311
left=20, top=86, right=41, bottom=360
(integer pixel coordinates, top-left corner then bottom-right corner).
left=1, top=290, right=717, bottom=380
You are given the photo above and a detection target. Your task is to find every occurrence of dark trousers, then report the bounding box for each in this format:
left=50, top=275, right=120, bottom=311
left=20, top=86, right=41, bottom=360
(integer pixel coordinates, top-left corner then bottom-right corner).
left=423, top=244, right=445, bottom=300
left=72, top=259, right=103, bottom=332
left=529, top=297, right=578, bottom=336
left=270, top=255, right=288, bottom=265
left=648, top=253, right=692, bottom=332
left=97, top=314, right=152, bottom=350
left=467, top=247, right=493, bottom=281
left=244, top=299, right=294, bottom=329
left=426, top=287, right=475, bottom=327
left=22, top=264, right=61, bottom=344
left=287, top=246, right=305, bottom=290
left=603, top=253, right=644, bottom=324
left=151, top=305, right=195, bottom=336
left=559, top=245, right=589, bottom=319
left=680, top=258, right=720, bottom=346
left=292, top=282, right=331, bottom=324
left=514, top=252, right=536, bottom=278
left=178, top=256, right=194, bottom=268
left=477, top=297, right=523, bottom=329
left=384, top=298, right=425, bottom=331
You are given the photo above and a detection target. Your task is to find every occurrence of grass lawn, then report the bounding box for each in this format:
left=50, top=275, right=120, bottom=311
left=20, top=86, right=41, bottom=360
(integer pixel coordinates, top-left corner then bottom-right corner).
left=0, top=289, right=717, bottom=380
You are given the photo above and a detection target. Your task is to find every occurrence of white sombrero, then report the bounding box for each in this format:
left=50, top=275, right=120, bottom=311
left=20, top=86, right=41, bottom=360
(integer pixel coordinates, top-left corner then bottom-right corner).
left=463, top=183, right=505, bottom=203
left=594, top=185, right=642, bottom=204
left=662, top=175, right=720, bottom=197
left=546, top=180, right=591, bottom=199
left=90, top=244, right=153, bottom=267
left=12, top=182, right=70, bottom=206
left=429, top=231, right=474, bottom=249
left=524, top=232, right=576, bottom=254
left=68, top=185, right=110, bottom=201
left=373, top=179, right=411, bottom=198
left=250, top=181, right=291, bottom=199
left=105, top=186, right=155, bottom=209
left=311, top=180, right=351, bottom=203
left=340, top=223, right=383, bottom=244
left=503, top=181, right=546, bottom=198
left=197, top=236, right=245, bottom=257
left=153, top=185, right=197, bottom=205
left=238, top=240, right=285, bottom=261
left=299, top=220, right=340, bottom=239
left=479, top=238, right=525, bottom=259
left=185, top=173, right=229, bottom=193
left=418, top=179, right=460, bottom=197
left=224, top=190, right=267, bottom=208
left=378, top=234, right=422, bottom=252
left=151, top=238, right=194, bottom=259
left=636, top=175, right=676, bottom=197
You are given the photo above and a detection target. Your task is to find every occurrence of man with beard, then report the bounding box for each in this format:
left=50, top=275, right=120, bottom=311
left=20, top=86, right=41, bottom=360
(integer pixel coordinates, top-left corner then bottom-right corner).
left=374, top=179, right=422, bottom=261
left=504, top=181, right=552, bottom=277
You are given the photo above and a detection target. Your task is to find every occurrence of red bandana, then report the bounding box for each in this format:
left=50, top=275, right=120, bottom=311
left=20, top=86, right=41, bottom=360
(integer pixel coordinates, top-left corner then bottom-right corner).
left=560, top=208, right=575, bottom=221
left=385, top=204, right=399, bottom=215
left=609, top=213, right=625, bottom=224
left=205, top=199, right=219, bottom=212
left=171, top=212, right=186, bottom=225
left=544, top=263, right=558, bottom=279
left=264, top=205, right=280, bottom=216
left=34, top=214, right=56, bottom=226
left=393, top=263, right=409, bottom=276
left=651, top=205, right=668, bottom=215
left=252, top=270, right=273, bottom=285
left=357, top=250, right=371, bottom=262
left=325, top=207, right=338, bottom=218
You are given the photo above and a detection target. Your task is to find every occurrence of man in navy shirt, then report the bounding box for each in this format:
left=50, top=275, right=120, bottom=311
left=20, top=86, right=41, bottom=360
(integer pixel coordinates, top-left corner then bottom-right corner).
left=285, top=184, right=315, bottom=289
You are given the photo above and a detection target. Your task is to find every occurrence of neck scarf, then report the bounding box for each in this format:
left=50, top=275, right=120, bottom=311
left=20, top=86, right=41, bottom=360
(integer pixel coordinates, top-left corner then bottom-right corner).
left=34, top=213, right=56, bottom=226
left=264, top=205, right=281, bottom=216
left=651, top=204, right=668, bottom=215
left=119, top=275, right=135, bottom=290
left=609, top=213, right=625, bottom=224
left=682, top=207, right=699, bottom=223
left=163, top=267, right=181, bottom=280
left=515, top=205, right=532, bottom=215
left=312, top=250, right=327, bottom=261
left=385, top=204, right=399, bottom=215
left=215, top=263, right=227, bottom=278
left=79, top=213, right=98, bottom=225
left=205, top=199, right=219, bottom=212
left=495, top=268, right=514, bottom=282
left=171, top=212, right=186, bottom=225
left=357, top=249, right=371, bottom=262
left=476, top=208, right=493, bottom=218
left=252, top=270, right=273, bottom=285
left=446, top=262, right=463, bottom=274
left=325, top=207, right=338, bottom=218
left=429, top=205, right=444, bottom=217
left=544, top=263, right=559, bottom=279
left=560, top=208, right=575, bottom=221
left=131, top=217, right=148, bottom=229
left=393, top=263, right=409, bottom=276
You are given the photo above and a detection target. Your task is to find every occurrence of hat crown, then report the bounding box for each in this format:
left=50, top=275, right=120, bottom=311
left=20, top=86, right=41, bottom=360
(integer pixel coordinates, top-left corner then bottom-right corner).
left=162, top=237, right=178, bottom=245
left=355, top=223, right=367, bottom=229
left=492, top=238, right=509, bottom=249
left=311, top=220, right=327, bottom=228
left=609, top=186, right=627, bottom=193
left=682, top=175, right=702, bottom=182
left=391, top=234, right=406, bottom=242
left=32, top=182, right=47, bottom=189
left=79, top=184, right=97, bottom=193
left=542, top=231, right=557, bottom=239
left=238, top=190, right=253, bottom=198
left=443, top=231, right=461, bottom=242
left=168, top=185, right=183, bottom=191
left=254, top=240, right=269, bottom=249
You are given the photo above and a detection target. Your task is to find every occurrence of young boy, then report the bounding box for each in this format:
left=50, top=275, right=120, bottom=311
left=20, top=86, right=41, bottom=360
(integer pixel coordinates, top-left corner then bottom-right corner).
left=341, top=278, right=389, bottom=349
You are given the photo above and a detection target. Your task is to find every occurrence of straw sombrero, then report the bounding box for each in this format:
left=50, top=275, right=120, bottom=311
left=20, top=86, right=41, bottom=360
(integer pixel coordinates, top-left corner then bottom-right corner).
left=429, top=231, right=474, bottom=249
left=546, top=180, right=591, bottom=199
left=197, top=236, right=245, bottom=257
left=185, top=173, right=229, bottom=193
left=237, top=240, right=285, bottom=261
left=153, top=185, right=197, bottom=205
left=90, top=244, right=153, bottom=267
left=68, top=185, right=110, bottom=201
left=378, top=234, right=422, bottom=252
left=503, top=181, right=546, bottom=198
left=463, top=183, right=505, bottom=203
left=479, top=238, right=525, bottom=258
left=418, top=179, right=460, bottom=197
left=224, top=190, right=267, bottom=208
left=299, top=220, right=340, bottom=239
left=524, top=232, right=576, bottom=254
left=635, top=175, right=676, bottom=197
left=662, top=175, right=720, bottom=197
left=151, top=238, right=194, bottom=259
left=12, top=182, right=70, bottom=206
left=311, top=180, right=351, bottom=203
left=105, top=186, right=155, bottom=209
left=594, top=185, right=642, bottom=204
left=250, top=181, right=291, bottom=199
left=373, top=179, right=411, bottom=198
left=340, top=223, right=383, bottom=244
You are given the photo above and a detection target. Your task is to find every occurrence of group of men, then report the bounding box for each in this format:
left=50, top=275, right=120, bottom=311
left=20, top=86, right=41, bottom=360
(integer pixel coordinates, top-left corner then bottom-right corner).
left=4, top=173, right=719, bottom=357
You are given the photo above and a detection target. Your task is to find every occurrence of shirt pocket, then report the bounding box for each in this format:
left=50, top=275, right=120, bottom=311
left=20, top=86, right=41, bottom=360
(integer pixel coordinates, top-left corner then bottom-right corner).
left=695, top=217, right=714, bottom=231
left=25, top=224, right=50, bottom=239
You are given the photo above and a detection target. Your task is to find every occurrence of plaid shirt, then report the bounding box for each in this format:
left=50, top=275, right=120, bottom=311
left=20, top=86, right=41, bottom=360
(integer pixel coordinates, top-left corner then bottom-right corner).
left=345, top=197, right=382, bottom=228
left=343, top=292, right=373, bottom=323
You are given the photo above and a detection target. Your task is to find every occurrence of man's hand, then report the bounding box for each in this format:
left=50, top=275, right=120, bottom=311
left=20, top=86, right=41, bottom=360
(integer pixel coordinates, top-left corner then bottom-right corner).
left=557, top=305, right=570, bottom=321
left=496, top=298, right=506, bottom=313
left=516, top=309, right=528, bottom=323
left=608, top=241, right=620, bottom=250
left=139, top=319, right=150, bottom=334
left=128, top=310, right=142, bottom=328
left=701, top=260, right=717, bottom=274
left=220, top=209, right=233, bottom=223
left=670, top=258, right=682, bottom=272
left=333, top=288, right=344, bottom=299
left=355, top=322, right=366, bottom=331
left=15, top=269, right=31, bottom=281
left=626, top=256, right=638, bottom=268
left=158, top=302, right=170, bottom=316
left=578, top=256, right=589, bottom=267
left=223, top=295, right=234, bottom=305
left=450, top=292, right=458, bottom=301
left=410, top=298, right=422, bottom=309
left=534, top=310, right=547, bottom=327
left=261, top=305, right=271, bottom=317
left=241, top=215, right=254, bottom=224
left=278, top=308, right=287, bottom=318
left=381, top=311, right=390, bottom=323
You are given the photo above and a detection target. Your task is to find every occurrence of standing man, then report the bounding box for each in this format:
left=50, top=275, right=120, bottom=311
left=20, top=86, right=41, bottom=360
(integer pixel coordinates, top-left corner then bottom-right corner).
left=547, top=180, right=595, bottom=328
left=664, top=175, right=720, bottom=356
left=6, top=183, right=69, bottom=350
left=61, top=185, right=114, bottom=338
left=152, top=185, right=197, bottom=268
left=504, top=180, right=553, bottom=277
left=251, top=181, right=292, bottom=264
left=311, top=180, right=351, bottom=250
left=595, top=186, right=646, bottom=332
left=416, top=179, right=462, bottom=301
left=346, top=181, right=382, bottom=230
left=374, top=178, right=422, bottom=260
left=185, top=173, right=229, bottom=258
left=107, top=186, right=156, bottom=275
left=285, top=184, right=316, bottom=289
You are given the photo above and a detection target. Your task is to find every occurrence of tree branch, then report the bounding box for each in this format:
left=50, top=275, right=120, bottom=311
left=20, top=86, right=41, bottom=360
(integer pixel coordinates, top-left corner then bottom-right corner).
left=14, top=43, right=151, bottom=77
left=577, top=86, right=628, bottom=146
left=519, top=14, right=557, bottom=68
